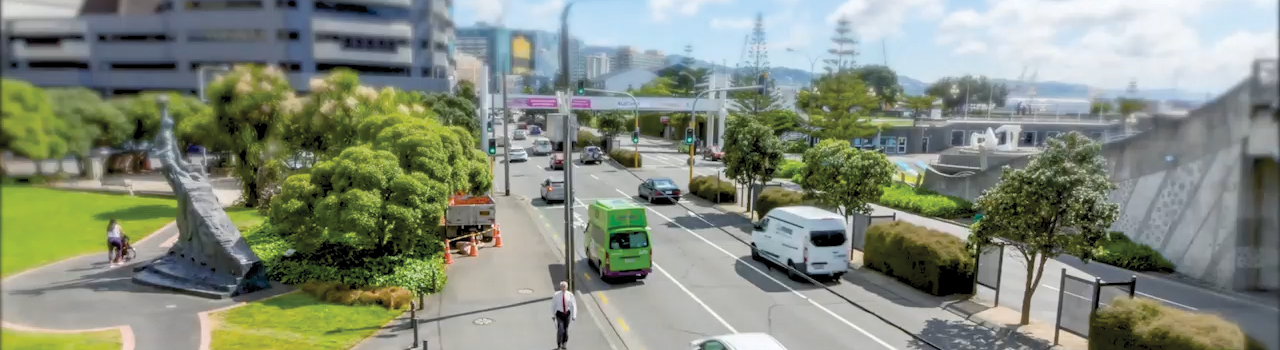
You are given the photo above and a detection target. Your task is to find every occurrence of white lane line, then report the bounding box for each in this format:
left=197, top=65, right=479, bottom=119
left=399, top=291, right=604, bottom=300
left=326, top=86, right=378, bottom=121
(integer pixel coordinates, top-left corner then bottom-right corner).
left=652, top=262, right=740, bottom=334
left=614, top=189, right=898, bottom=350
left=590, top=174, right=600, bottom=180
left=1041, top=284, right=1199, bottom=311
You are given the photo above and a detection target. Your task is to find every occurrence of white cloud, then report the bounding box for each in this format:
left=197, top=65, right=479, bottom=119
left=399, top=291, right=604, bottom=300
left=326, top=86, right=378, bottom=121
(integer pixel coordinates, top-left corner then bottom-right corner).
left=953, top=41, right=987, bottom=55
left=710, top=17, right=754, bottom=30
left=460, top=0, right=505, bottom=24
left=530, top=0, right=565, bottom=18
left=937, top=0, right=1279, bottom=91
left=825, top=0, right=946, bottom=40
left=648, top=0, right=732, bottom=21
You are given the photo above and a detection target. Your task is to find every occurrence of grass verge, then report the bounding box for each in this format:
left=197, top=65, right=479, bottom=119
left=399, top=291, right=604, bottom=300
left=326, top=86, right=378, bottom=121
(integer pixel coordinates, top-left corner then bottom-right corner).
left=1, top=185, right=177, bottom=277
left=209, top=292, right=402, bottom=350
left=0, top=329, right=121, bottom=350
left=225, top=207, right=266, bottom=231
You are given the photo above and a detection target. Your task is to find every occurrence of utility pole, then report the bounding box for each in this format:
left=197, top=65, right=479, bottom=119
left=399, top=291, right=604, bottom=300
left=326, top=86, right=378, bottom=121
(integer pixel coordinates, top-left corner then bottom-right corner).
left=501, top=62, right=512, bottom=196
left=558, top=1, right=579, bottom=291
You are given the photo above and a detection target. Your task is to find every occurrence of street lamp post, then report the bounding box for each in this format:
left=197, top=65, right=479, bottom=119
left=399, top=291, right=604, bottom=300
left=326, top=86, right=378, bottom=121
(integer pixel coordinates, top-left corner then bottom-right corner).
left=785, top=48, right=821, bottom=89
left=558, top=0, right=580, bottom=292
left=196, top=64, right=232, bottom=103
left=689, top=85, right=765, bottom=184
left=584, top=88, right=640, bottom=166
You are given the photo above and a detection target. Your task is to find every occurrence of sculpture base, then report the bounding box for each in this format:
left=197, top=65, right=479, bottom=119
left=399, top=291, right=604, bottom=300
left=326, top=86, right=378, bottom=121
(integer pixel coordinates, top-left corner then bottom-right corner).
left=132, top=255, right=271, bottom=299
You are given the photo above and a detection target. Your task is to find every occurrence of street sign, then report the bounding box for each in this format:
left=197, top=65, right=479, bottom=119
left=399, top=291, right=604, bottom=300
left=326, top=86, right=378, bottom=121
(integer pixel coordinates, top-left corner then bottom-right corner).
left=660, top=116, right=670, bottom=124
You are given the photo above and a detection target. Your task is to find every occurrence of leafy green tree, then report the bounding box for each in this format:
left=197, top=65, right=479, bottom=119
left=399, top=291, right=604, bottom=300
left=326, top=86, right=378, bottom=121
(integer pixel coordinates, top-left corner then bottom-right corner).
left=924, top=75, right=1009, bottom=111
left=853, top=65, right=903, bottom=108
left=1, top=78, right=62, bottom=174
left=728, top=73, right=783, bottom=116
left=722, top=117, right=785, bottom=213
left=903, top=95, right=937, bottom=122
left=759, top=109, right=804, bottom=137
left=800, top=71, right=880, bottom=141
left=44, top=88, right=125, bottom=176
left=968, top=131, right=1119, bottom=325
left=536, top=84, right=554, bottom=95
left=1089, top=101, right=1115, bottom=115
left=1116, top=98, right=1146, bottom=116
left=416, top=92, right=478, bottom=140
left=596, top=111, right=629, bottom=140
left=797, top=139, right=895, bottom=223
left=456, top=80, right=478, bottom=106
left=634, top=77, right=676, bottom=97
left=111, top=92, right=208, bottom=144
left=205, top=64, right=295, bottom=208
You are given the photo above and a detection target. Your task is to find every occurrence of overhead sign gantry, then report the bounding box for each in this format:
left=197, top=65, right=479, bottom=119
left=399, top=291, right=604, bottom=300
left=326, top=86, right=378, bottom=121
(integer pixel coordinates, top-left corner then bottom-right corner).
left=489, top=94, right=726, bottom=112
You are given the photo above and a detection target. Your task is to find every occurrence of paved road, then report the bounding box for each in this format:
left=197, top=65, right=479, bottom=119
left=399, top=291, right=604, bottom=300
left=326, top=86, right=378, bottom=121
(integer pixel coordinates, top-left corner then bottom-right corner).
left=600, top=133, right=1280, bottom=349
left=495, top=134, right=1055, bottom=350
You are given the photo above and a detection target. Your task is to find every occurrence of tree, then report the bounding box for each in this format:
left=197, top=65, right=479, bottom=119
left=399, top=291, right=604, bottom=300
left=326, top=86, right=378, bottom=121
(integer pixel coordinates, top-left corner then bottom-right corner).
left=1089, top=101, right=1115, bottom=115
left=634, top=77, right=676, bottom=97
left=925, top=75, right=1009, bottom=111
left=1116, top=98, right=1146, bottom=116
left=596, top=111, right=629, bottom=139
left=722, top=117, right=785, bottom=214
left=759, top=109, right=804, bottom=137
left=800, top=70, right=880, bottom=141
left=903, top=95, right=937, bottom=121
left=536, top=84, right=554, bottom=95
left=797, top=139, right=895, bottom=224
left=456, top=80, right=479, bottom=106
left=729, top=12, right=783, bottom=116
left=968, top=131, right=1119, bottom=325
left=1, top=78, right=62, bottom=174
left=45, top=88, right=129, bottom=176
left=522, top=86, right=534, bottom=94
left=853, top=65, right=903, bottom=108
left=111, top=92, right=208, bottom=145
left=205, top=64, right=296, bottom=208
left=824, top=16, right=858, bottom=74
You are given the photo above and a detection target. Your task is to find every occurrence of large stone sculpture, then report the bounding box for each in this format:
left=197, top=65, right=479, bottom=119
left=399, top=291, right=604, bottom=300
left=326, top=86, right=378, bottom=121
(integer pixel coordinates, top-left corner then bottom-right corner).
left=132, top=95, right=270, bottom=299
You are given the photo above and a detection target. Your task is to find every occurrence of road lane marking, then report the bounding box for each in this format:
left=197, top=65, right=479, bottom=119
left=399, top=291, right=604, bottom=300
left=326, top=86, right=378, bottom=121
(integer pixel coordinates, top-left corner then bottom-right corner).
left=584, top=273, right=592, bottom=281
left=590, top=174, right=600, bottom=180
left=652, top=262, right=739, bottom=334
left=616, top=318, right=631, bottom=332
left=617, top=189, right=897, bottom=350
left=1042, top=284, right=1199, bottom=311
left=597, top=291, right=608, bottom=304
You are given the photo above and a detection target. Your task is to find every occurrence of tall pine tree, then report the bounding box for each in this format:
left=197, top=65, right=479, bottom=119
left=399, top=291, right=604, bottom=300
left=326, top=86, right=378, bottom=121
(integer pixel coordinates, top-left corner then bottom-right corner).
left=730, top=12, right=783, bottom=117
left=824, top=16, right=858, bottom=75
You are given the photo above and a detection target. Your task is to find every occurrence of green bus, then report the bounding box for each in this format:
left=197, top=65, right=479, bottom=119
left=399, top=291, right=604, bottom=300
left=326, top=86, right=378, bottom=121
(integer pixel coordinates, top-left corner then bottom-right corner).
left=585, top=199, right=652, bottom=281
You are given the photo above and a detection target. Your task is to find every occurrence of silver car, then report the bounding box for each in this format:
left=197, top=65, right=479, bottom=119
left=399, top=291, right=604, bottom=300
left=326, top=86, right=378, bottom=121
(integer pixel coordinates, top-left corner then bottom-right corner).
left=508, top=147, right=529, bottom=162
left=513, top=129, right=527, bottom=140
left=540, top=176, right=567, bottom=203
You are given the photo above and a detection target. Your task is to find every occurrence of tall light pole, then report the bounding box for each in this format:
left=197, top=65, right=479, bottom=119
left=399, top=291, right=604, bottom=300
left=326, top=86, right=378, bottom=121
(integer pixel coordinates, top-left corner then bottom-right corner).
left=501, top=60, right=513, bottom=196
left=786, top=48, right=820, bottom=89
left=558, top=0, right=580, bottom=291
left=585, top=88, right=640, bottom=166
left=689, top=84, right=765, bottom=184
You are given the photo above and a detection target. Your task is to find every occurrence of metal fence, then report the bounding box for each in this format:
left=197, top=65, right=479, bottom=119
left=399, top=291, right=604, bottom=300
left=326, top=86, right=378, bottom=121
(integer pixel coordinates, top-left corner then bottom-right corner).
left=973, top=244, right=1005, bottom=306
left=1054, top=268, right=1136, bottom=344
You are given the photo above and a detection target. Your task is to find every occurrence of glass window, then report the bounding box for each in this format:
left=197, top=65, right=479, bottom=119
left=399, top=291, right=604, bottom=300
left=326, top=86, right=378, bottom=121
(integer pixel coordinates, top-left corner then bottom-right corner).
left=651, top=179, right=676, bottom=188
left=950, top=130, right=965, bottom=146
left=698, top=340, right=727, bottom=350
left=810, top=230, right=847, bottom=247
left=188, top=29, right=264, bottom=42
left=609, top=231, right=649, bottom=249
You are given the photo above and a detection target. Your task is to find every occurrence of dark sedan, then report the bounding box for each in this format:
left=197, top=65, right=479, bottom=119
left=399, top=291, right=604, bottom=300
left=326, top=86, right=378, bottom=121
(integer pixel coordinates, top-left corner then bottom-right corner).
left=638, top=177, right=682, bottom=204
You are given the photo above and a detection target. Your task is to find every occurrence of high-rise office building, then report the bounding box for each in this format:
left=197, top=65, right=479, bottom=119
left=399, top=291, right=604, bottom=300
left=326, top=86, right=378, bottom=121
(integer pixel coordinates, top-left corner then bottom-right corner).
left=2, top=0, right=458, bottom=95
left=586, top=53, right=610, bottom=80
left=456, top=24, right=582, bottom=91
left=611, top=46, right=665, bottom=72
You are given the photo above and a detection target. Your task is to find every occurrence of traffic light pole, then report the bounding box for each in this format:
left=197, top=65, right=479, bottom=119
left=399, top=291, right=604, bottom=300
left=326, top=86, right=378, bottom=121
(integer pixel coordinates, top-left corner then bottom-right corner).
left=687, top=83, right=766, bottom=185
left=558, top=1, right=579, bottom=292
left=502, top=64, right=512, bottom=196
left=583, top=88, right=640, bottom=164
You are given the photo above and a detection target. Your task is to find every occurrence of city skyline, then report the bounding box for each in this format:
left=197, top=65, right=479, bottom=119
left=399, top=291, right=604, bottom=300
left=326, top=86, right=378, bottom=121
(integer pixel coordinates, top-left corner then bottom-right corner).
left=455, top=0, right=1278, bottom=94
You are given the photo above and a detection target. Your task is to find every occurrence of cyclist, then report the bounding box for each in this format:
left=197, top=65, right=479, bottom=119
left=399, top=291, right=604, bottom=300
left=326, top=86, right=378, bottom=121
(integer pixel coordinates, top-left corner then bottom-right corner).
left=106, top=219, right=128, bottom=266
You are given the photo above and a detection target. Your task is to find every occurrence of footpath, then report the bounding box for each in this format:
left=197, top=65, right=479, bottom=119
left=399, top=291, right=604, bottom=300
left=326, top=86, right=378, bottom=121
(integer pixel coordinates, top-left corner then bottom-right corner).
left=352, top=197, right=618, bottom=350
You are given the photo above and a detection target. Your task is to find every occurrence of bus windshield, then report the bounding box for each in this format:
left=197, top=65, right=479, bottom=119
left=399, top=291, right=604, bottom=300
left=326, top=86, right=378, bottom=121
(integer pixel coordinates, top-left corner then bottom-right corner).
left=608, top=231, right=649, bottom=250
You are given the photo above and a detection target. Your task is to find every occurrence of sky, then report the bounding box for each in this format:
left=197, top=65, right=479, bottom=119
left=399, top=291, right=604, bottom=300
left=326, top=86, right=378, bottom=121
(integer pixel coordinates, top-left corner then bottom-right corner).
left=456, top=0, right=1278, bottom=94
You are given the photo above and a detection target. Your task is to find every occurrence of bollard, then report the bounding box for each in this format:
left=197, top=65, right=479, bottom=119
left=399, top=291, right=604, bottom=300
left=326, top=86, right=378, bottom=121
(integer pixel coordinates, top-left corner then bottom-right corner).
left=423, top=340, right=428, bottom=349
left=410, top=303, right=419, bottom=347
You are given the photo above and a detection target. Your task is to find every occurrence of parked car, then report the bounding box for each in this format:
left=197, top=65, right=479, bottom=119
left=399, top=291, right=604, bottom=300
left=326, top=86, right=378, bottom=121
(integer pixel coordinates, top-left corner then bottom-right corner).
left=550, top=153, right=566, bottom=170
left=540, top=176, right=566, bottom=203
left=637, top=177, right=681, bottom=204
left=702, top=146, right=724, bottom=161
left=690, top=333, right=788, bottom=350
left=580, top=146, right=603, bottom=164
left=750, top=206, right=850, bottom=281
left=508, top=147, right=529, bottom=162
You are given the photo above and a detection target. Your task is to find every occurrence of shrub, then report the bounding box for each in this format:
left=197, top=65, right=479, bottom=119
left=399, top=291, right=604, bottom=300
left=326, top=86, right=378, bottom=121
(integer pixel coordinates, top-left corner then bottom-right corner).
left=776, top=159, right=804, bottom=179
left=299, top=281, right=415, bottom=310
left=864, top=221, right=974, bottom=296
left=609, top=149, right=642, bottom=168
left=690, top=175, right=736, bottom=203
left=784, top=140, right=809, bottom=154
left=575, top=130, right=599, bottom=149
left=1092, top=232, right=1176, bottom=272
left=1090, top=297, right=1265, bottom=350
left=753, top=187, right=806, bottom=219
left=244, top=223, right=448, bottom=296
left=877, top=183, right=975, bottom=218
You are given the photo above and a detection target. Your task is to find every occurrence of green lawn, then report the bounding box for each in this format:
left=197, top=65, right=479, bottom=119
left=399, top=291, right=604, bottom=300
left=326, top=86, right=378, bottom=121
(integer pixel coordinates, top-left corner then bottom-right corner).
left=0, top=329, right=121, bottom=350
left=225, top=207, right=266, bottom=231
left=1, top=186, right=178, bottom=277
left=211, top=292, right=403, bottom=350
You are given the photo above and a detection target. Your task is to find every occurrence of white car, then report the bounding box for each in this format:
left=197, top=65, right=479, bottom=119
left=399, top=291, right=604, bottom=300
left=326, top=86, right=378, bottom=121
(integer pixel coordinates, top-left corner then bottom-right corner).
left=691, top=333, right=788, bottom=350
left=531, top=138, right=553, bottom=156
left=508, top=147, right=529, bottom=162
left=750, top=206, right=851, bottom=281
left=513, top=129, right=527, bottom=140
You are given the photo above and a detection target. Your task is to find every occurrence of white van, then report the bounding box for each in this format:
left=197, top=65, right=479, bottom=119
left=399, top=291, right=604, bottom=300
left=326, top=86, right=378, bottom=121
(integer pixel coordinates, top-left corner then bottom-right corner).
left=750, top=206, right=850, bottom=280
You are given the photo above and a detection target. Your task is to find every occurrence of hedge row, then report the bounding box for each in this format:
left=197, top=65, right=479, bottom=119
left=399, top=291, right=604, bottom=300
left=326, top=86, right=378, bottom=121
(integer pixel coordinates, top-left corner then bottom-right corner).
left=775, top=159, right=804, bottom=181
left=1092, top=232, right=1177, bottom=272
left=753, top=186, right=815, bottom=219
left=1091, top=298, right=1265, bottom=350
left=244, top=223, right=448, bottom=296
left=864, top=221, right=975, bottom=296
left=575, top=130, right=599, bottom=149
left=877, top=183, right=975, bottom=218
left=609, top=149, right=642, bottom=168
left=689, top=175, right=737, bottom=203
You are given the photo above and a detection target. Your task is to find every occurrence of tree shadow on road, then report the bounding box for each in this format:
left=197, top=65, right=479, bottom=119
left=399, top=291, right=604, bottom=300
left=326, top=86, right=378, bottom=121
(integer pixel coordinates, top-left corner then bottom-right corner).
left=909, top=318, right=1052, bottom=350
left=92, top=204, right=178, bottom=222
left=8, top=259, right=178, bottom=297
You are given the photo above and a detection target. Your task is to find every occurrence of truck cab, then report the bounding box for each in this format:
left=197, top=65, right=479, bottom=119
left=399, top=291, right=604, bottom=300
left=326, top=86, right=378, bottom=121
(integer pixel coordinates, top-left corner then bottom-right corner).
left=585, top=199, right=653, bottom=282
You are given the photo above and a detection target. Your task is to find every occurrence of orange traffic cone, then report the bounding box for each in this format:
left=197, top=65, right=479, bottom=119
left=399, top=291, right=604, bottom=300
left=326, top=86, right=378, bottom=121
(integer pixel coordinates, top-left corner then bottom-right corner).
left=443, top=240, right=454, bottom=265
left=492, top=224, right=503, bottom=248
left=468, top=235, right=480, bottom=257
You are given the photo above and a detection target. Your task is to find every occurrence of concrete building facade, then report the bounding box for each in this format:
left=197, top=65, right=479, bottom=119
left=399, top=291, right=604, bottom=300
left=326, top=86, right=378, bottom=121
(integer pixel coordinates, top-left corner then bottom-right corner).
left=2, top=0, right=458, bottom=94
left=611, top=46, right=663, bottom=72
left=589, top=68, right=657, bottom=92
left=455, top=24, right=582, bottom=91
left=586, top=52, right=609, bottom=80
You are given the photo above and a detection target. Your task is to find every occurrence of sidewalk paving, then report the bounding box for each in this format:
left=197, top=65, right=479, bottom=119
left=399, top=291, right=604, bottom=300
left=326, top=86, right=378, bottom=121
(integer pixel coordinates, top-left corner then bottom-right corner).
left=51, top=173, right=243, bottom=207
left=352, top=197, right=616, bottom=350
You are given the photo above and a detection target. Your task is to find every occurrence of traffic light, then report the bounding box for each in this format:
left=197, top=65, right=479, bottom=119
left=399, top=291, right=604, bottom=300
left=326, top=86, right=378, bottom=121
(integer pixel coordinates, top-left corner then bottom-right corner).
left=575, top=80, right=586, bottom=95
left=486, top=118, right=494, bottom=132
left=631, top=130, right=640, bottom=144
left=757, top=72, right=769, bottom=94
left=684, top=127, right=695, bottom=144
left=487, top=138, right=496, bottom=155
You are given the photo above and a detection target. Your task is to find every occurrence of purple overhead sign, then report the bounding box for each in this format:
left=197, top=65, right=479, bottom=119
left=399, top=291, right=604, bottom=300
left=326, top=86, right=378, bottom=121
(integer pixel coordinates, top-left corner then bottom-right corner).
left=508, top=97, right=591, bottom=109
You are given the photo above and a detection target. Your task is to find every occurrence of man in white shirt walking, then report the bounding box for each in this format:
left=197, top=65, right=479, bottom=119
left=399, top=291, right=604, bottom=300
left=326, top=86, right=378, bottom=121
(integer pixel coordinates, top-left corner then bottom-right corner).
left=551, top=280, right=577, bottom=349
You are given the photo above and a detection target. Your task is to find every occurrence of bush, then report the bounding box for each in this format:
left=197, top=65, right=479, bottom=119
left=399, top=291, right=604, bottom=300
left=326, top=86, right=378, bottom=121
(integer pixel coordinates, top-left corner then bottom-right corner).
left=609, top=149, right=642, bottom=168
left=864, top=221, right=975, bottom=296
left=576, top=130, right=599, bottom=149
left=877, top=183, right=975, bottom=218
left=299, top=281, right=415, bottom=310
left=244, top=223, right=448, bottom=296
left=690, top=175, right=736, bottom=203
left=753, top=186, right=806, bottom=219
left=1092, top=232, right=1176, bottom=272
left=1090, top=298, right=1265, bottom=350
left=776, top=159, right=804, bottom=179
left=784, top=140, right=809, bottom=154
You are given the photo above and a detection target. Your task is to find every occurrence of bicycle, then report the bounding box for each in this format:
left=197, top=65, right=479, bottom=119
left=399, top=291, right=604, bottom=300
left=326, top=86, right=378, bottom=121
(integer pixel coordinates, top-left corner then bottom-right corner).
left=109, top=236, right=137, bottom=263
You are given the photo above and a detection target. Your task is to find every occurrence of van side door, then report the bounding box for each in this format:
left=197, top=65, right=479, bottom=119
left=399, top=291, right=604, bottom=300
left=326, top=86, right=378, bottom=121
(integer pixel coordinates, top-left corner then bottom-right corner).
left=752, top=218, right=775, bottom=260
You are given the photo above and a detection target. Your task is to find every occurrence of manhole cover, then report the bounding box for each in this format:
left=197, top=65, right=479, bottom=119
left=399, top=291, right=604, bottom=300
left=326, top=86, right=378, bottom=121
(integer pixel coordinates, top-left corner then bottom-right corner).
left=517, top=288, right=534, bottom=294
left=473, top=318, right=494, bottom=325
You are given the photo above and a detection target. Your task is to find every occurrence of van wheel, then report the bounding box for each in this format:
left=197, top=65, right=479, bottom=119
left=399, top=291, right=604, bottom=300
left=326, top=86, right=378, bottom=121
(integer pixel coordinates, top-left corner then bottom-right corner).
left=750, top=244, right=762, bottom=261
left=785, top=260, right=801, bottom=281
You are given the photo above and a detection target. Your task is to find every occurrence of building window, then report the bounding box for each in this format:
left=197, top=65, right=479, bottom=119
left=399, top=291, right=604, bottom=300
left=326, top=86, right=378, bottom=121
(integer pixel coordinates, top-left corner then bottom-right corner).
left=27, top=61, right=90, bottom=69
left=98, top=34, right=169, bottom=42
left=896, top=137, right=908, bottom=154
left=950, top=130, right=965, bottom=146
left=188, top=29, right=265, bottom=42
left=276, top=30, right=300, bottom=41
left=275, top=0, right=296, bottom=8
left=279, top=61, right=302, bottom=72
left=109, top=62, right=178, bottom=70
left=186, top=0, right=264, bottom=10
left=314, top=1, right=410, bottom=20
left=1020, top=131, right=1036, bottom=146
left=317, top=63, right=408, bottom=76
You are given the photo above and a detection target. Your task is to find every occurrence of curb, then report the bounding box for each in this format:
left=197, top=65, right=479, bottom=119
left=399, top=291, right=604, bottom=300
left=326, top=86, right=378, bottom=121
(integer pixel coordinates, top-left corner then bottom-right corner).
left=1, top=321, right=135, bottom=350
left=196, top=290, right=300, bottom=350
left=939, top=300, right=1076, bottom=350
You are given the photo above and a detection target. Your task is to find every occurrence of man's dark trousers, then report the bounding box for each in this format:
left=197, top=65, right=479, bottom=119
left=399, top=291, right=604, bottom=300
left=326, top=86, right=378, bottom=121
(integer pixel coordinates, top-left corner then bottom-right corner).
left=555, top=310, right=571, bottom=347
